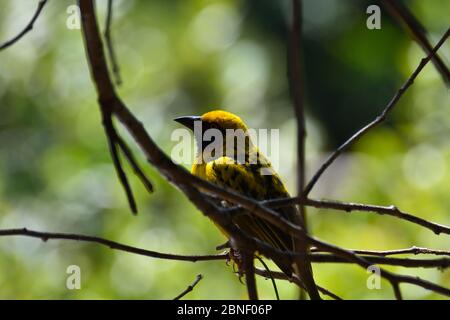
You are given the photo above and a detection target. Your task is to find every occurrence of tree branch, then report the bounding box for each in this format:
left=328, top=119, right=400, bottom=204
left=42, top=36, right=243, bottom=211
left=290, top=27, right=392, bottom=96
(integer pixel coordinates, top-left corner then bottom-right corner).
left=0, top=0, right=48, bottom=51
left=304, top=28, right=450, bottom=196
left=309, top=253, right=450, bottom=269
left=260, top=196, right=450, bottom=236
left=381, top=0, right=450, bottom=85
left=173, top=274, right=203, bottom=300
left=115, top=134, right=154, bottom=194
left=1, top=227, right=448, bottom=297
left=305, top=198, right=450, bottom=236
left=242, top=251, right=258, bottom=300
left=255, top=256, right=279, bottom=300
left=0, top=228, right=227, bottom=262
left=102, top=110, right=138, bottom=214
left=311, top=246, right=450, bottom=257
left=307, top=235, right=450, bottom=297
left=288, top=0, right=321, bottom=300
left=104, top=0, right=122, bottom=85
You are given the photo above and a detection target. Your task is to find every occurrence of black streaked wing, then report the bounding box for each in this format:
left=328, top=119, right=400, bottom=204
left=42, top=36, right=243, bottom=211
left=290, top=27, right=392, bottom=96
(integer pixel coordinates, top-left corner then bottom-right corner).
left=205, top=156, right=296, bottom=252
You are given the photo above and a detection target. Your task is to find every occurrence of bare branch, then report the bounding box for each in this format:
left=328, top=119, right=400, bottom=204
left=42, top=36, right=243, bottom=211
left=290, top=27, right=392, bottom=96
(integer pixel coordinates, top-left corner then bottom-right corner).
left=255, top=256, right=279, bottom=300
left=381, top=0, right=450, bottom=85
left=225, top=223, right=450, bottom=297
left=307, top=235, right=450, bottom=297
left=0, top=0, right=48, bottom=51
left=259, top=196, right=450, bottom=236
left=312, top=246, right=450, bottom=257
left=102, top=111, right=137, bottom=214
left=304, top=28, right=450, bottom=196
left=173, top=274, right=203, bottom=300
left=116, top=134, right=154, bottom=193
left=104, top=0, right=122, bottom=85
left=288, top=0, right=306, bottom=207
left=1, top=226, right=448, bottom=297
left=288, top=0, right=321, bottom=300
left=242, top=251, right=258, bottom=300
left=305, top=198, right=450, bottom=236
left=0, top=228, right=227, bottom=262
left=309, top=253, right=450, bottom=269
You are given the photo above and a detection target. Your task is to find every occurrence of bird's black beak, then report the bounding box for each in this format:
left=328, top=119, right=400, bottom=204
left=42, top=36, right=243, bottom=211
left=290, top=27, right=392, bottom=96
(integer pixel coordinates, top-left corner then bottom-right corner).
left=174, top=116, right=201, bottom=131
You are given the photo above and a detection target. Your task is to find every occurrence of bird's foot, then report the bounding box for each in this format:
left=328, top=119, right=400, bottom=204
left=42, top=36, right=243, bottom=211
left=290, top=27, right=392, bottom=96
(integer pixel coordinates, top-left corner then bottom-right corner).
left=216, top=241, right=245, bottom=283
left=228, top=247, right=245, bottom=283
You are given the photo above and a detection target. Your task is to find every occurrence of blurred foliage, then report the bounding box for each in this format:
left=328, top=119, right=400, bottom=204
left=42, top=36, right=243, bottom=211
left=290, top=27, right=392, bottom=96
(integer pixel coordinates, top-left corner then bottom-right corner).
left=0, top=0, right=449, bottom=299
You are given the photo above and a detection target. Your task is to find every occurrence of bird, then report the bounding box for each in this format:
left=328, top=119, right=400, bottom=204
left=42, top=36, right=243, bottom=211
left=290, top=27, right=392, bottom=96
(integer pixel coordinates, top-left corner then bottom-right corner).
left=174, top=110, right=320, bottom=299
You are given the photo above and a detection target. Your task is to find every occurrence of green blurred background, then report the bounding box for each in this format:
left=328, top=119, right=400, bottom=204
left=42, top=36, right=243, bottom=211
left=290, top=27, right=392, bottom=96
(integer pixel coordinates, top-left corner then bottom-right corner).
left=0, top=0, right=449, bottom=299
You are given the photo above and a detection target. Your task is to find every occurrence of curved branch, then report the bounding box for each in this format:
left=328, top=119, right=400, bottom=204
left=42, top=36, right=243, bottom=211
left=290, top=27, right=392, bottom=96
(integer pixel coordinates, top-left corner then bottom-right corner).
left=305, top=198, right=450, bottom=236
left=0, top=228, right=227, bottom=262
left=304, top=28, right=450, bottom=196
left=260, top=196, right=450, bottom=236
left=256, top=256, right=279, bottom=300
left=311, top=246, right=450, bottom=257
left=0, top=0, right=48, bottom=51
left=1, top=227, right=448, bottom=297
left=381, top=0, right=450, bottom=85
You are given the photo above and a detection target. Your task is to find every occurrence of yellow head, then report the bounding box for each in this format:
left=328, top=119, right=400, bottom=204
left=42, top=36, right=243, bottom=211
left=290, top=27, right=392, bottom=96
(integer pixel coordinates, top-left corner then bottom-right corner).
left=174, top=110, right=253, bottom=162
left=174, top=110, right=248, bottom=132
left=200, top=110, right=248, bottom=132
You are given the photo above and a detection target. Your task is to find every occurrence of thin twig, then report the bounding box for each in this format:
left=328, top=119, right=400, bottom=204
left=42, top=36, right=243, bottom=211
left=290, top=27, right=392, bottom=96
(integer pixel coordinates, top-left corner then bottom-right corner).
left=381, top=0, right=450, bottom=85
left=304, top=28, right=450, bottom=196
left=2, top=227, right=447, bottom=269
left=305, top=198, right=450, bottom=235
left=0, top=228, right=228, bottom=262
left=116, top=134, right=154, bottom=193
left=307, top=235, right=450, bottom=297
left=311, top=246, right=450, bottom=257
left=255, top=256, right=280, bottom=300
left=288, top=0, right=321, bottom=300
left=309, top=253, right=450, bottom=269
left=260, top=196, right=450, bottom=237
left=261, top=196, right=450, bottom=236
left=0, top=0, right=48, bottom=50
left=289, top=0, right=307, bottom=212
left=102, top=111, right=137, bottom=214
left=104, top=0, right=122, bottom=85
left=173, top=274, right=203, bottom=300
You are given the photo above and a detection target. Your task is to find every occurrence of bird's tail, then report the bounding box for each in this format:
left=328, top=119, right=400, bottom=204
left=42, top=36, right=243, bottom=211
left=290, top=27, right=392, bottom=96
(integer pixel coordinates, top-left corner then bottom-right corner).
left=273, top=237, right=321, bottom=300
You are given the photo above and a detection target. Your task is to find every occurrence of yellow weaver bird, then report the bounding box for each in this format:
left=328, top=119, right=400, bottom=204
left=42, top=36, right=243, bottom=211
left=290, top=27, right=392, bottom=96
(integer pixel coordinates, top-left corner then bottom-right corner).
left=175, top=110, right=320, bottom=299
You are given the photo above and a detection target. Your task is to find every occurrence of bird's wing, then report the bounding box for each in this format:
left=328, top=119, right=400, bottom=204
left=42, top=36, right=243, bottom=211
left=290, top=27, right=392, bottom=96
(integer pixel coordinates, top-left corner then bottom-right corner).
left=204, top=156, right=295, bottom=252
